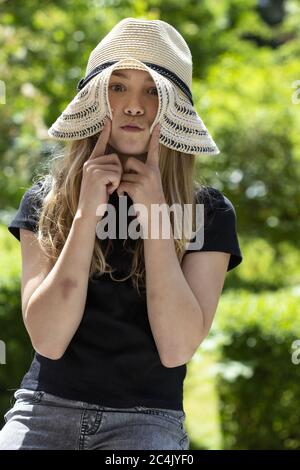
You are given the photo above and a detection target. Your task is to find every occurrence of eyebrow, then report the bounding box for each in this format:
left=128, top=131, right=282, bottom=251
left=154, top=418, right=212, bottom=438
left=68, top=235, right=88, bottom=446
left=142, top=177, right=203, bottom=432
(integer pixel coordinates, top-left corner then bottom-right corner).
left=111, top=71, right=155, bottom=83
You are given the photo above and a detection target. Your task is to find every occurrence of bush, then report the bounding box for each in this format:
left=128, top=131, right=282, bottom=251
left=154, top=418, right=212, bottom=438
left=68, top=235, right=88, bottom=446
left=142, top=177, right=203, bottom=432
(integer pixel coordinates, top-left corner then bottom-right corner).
left=224, top=237, right=300, bottom=291
left=0, top=279, right=34, bottom=427
left=210, top=288, right=300, bottom=449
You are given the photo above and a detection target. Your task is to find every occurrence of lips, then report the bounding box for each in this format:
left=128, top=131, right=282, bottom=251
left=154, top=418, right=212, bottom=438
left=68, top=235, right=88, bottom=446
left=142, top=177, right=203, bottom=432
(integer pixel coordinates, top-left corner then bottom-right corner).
left=121, top=123, right=144, bottom=129
left=121, top=126, right=143, bottom=132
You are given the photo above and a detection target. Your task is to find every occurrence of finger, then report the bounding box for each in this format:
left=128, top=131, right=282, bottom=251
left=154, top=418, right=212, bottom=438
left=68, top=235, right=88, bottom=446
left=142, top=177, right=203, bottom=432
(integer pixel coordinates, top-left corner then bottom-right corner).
left=89, top=117, right=112, bottom=160
left=104, top=173, right=121, bottom=193
left=124, top=157, right=146, bottom=174
left=86, top=153, right=122, bottom=167
left=117, top=183, right=133, bottom=198
left=147, top=123, right=161, bottom=166
left=108, top=181, right=121, bottom=195
left=121, top=173, right=140, bottom=183
left=86, top=164, right=122, bottom=174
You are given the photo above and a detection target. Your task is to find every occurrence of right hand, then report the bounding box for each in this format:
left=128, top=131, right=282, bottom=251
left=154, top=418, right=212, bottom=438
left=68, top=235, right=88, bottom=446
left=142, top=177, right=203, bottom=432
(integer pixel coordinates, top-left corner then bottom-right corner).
left=76, top=118, right=123, bottom=221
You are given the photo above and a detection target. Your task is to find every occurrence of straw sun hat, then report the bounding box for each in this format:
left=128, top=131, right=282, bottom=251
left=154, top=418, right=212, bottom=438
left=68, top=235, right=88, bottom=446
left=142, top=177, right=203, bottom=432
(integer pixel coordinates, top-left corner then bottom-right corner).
left=48, top=17, right=220, bottom=156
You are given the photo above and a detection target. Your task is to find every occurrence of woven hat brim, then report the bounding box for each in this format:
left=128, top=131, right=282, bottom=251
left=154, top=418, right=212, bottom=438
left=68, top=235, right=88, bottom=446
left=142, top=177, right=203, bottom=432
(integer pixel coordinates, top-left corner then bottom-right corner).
left=48, top=58, right=220, bottom=156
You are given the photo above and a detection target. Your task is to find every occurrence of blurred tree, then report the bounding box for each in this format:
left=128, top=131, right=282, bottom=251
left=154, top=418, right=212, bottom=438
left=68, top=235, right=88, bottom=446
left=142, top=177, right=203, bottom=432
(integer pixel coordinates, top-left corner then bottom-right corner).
left=0, top=0, right=299, bottom=242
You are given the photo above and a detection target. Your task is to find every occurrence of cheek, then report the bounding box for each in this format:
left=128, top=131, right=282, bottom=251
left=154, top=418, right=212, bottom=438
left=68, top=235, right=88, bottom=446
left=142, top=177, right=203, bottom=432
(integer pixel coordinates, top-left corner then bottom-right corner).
left=151, top=101, right=159, bottom=119
left=107, top=92, right=115, bottom=114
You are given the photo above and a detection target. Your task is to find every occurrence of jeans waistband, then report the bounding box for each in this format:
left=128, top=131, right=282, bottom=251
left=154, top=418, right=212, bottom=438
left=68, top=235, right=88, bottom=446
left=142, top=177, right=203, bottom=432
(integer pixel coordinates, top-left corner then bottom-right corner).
left=13, top=388, right=186, bottom=420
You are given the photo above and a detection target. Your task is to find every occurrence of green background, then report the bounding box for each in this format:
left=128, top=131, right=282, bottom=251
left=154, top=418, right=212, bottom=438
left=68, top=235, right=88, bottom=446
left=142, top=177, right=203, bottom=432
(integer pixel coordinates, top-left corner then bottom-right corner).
left=1, top=0, right=300, bottom=449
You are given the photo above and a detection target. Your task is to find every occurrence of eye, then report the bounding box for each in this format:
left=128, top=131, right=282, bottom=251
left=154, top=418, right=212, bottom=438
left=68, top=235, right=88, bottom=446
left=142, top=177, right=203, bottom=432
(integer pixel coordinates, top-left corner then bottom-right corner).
left=109, top=84, right=158, bottom=96
left=110, top=84, right=124, bottom=92
left=149, top=87, right=158, bottom=96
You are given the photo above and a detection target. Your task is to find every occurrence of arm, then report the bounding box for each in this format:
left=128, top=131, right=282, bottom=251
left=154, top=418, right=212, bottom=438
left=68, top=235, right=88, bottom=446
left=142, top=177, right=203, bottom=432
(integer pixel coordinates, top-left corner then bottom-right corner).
left=18, top=118, right=120, bottom=361
left=24, top=213, right=98, bottom=360
left=143, top=216, right=230, bottom=368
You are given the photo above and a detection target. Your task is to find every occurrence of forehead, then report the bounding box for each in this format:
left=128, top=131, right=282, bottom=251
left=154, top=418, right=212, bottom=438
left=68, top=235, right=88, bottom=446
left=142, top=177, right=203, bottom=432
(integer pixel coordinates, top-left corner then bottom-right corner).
left=110, top=69, right=155, bottom=82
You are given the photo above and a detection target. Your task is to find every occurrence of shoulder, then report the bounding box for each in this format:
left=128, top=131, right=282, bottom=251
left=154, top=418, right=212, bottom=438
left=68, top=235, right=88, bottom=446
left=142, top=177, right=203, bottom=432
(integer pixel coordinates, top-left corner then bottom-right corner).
left=17, top=177, right=52, bottom=222
left=22, top=177, right=51, bottom=207
left=188, top=185, right=243, bottom=271
left=8, top=177, right=52, bottom=242
left=195, top=185, right=237, bottom=217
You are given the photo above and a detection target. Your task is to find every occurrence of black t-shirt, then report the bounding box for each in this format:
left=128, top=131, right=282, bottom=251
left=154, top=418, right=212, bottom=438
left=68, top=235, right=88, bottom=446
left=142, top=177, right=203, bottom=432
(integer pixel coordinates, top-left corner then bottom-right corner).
left=7, top=181, right=243, bottom=411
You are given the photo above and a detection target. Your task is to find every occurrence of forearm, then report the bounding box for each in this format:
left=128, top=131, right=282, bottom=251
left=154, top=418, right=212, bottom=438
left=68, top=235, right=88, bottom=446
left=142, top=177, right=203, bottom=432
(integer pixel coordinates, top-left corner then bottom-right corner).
left=143, top=217, right=205, bottom=367
left=25, top=213, right=98, bottom=359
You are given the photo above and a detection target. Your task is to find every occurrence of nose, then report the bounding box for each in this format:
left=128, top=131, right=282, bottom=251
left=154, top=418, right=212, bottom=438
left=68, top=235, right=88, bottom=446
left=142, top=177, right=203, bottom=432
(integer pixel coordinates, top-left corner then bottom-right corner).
left=124, top=96, right=145, bottom=116
left=124, top=107, right=144, bottom=116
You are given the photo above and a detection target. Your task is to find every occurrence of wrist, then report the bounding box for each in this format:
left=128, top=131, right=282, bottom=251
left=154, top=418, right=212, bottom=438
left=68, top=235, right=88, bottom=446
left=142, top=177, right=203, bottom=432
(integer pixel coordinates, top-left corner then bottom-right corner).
left=73, top=210, right=102, bottom=226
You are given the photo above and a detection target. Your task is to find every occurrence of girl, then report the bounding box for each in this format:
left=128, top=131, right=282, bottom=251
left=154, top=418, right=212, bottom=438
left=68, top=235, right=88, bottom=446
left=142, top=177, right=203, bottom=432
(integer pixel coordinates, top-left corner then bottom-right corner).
left=0, top=17, right=243, bottom=450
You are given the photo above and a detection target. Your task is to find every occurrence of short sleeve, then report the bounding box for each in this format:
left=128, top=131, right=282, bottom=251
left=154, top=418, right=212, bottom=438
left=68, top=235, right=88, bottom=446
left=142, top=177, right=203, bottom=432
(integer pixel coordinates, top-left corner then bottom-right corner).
left=184, top=186, right=243, bottom=271
left=7, top=181, right=45, bottom=242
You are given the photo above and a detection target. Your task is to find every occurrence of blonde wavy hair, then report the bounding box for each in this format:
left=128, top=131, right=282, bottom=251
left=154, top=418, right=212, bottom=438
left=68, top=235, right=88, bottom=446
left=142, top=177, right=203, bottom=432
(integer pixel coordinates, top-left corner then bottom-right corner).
left=33, top=135, right=212, bottom=297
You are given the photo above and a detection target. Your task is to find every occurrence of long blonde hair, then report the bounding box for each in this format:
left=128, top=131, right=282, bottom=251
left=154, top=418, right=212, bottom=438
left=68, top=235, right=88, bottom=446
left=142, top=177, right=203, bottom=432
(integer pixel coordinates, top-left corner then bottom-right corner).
left=33, top=134, right=212, bottom=297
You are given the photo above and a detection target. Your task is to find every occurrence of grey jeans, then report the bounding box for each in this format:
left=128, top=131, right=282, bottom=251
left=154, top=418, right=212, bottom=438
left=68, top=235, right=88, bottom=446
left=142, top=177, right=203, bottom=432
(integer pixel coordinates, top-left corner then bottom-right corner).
left=0, top=388, right=190, bottom=450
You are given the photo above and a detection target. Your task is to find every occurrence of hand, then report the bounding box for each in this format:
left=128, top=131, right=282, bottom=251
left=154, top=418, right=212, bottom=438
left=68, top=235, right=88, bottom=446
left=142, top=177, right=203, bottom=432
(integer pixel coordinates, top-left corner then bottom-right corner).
left=116, top=123, right=166, bottom=227
left=76, top=118, right=123, bottom=222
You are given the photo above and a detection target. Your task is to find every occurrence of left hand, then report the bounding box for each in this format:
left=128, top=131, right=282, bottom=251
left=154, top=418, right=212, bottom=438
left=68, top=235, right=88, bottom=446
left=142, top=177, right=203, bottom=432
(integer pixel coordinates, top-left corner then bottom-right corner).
left=117, top=123, right=166, bottom=225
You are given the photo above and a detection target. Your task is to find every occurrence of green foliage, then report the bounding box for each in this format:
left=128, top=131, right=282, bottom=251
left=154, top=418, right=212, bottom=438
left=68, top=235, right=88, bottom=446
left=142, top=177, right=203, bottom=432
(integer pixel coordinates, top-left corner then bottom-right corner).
left=185, top=349, right=223, bottom=449
left=0, top=225, right=22, bottom=281
left=0, top=279, right=34, bottom=428
left=1, top=0, right=300, bottom=450
left=225, top=237, right=300, bottom=291
left=210, top=288, right=300, bottom=449
left=2, top=0, right=300, bottom=240
left=193, top=46, right=300, bottom=244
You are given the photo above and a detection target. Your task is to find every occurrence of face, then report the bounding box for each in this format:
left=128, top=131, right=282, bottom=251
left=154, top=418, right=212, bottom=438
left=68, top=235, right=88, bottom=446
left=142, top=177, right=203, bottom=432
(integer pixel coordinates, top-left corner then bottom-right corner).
left=106, top=68, right=159, bottom=164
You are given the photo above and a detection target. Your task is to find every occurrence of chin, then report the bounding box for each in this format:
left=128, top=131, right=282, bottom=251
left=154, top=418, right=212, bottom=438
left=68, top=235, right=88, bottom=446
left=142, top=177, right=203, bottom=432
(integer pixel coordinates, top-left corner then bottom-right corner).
left=123, top=147, right=147, bottom=155
left=112, top=141, right=148, bottom=155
